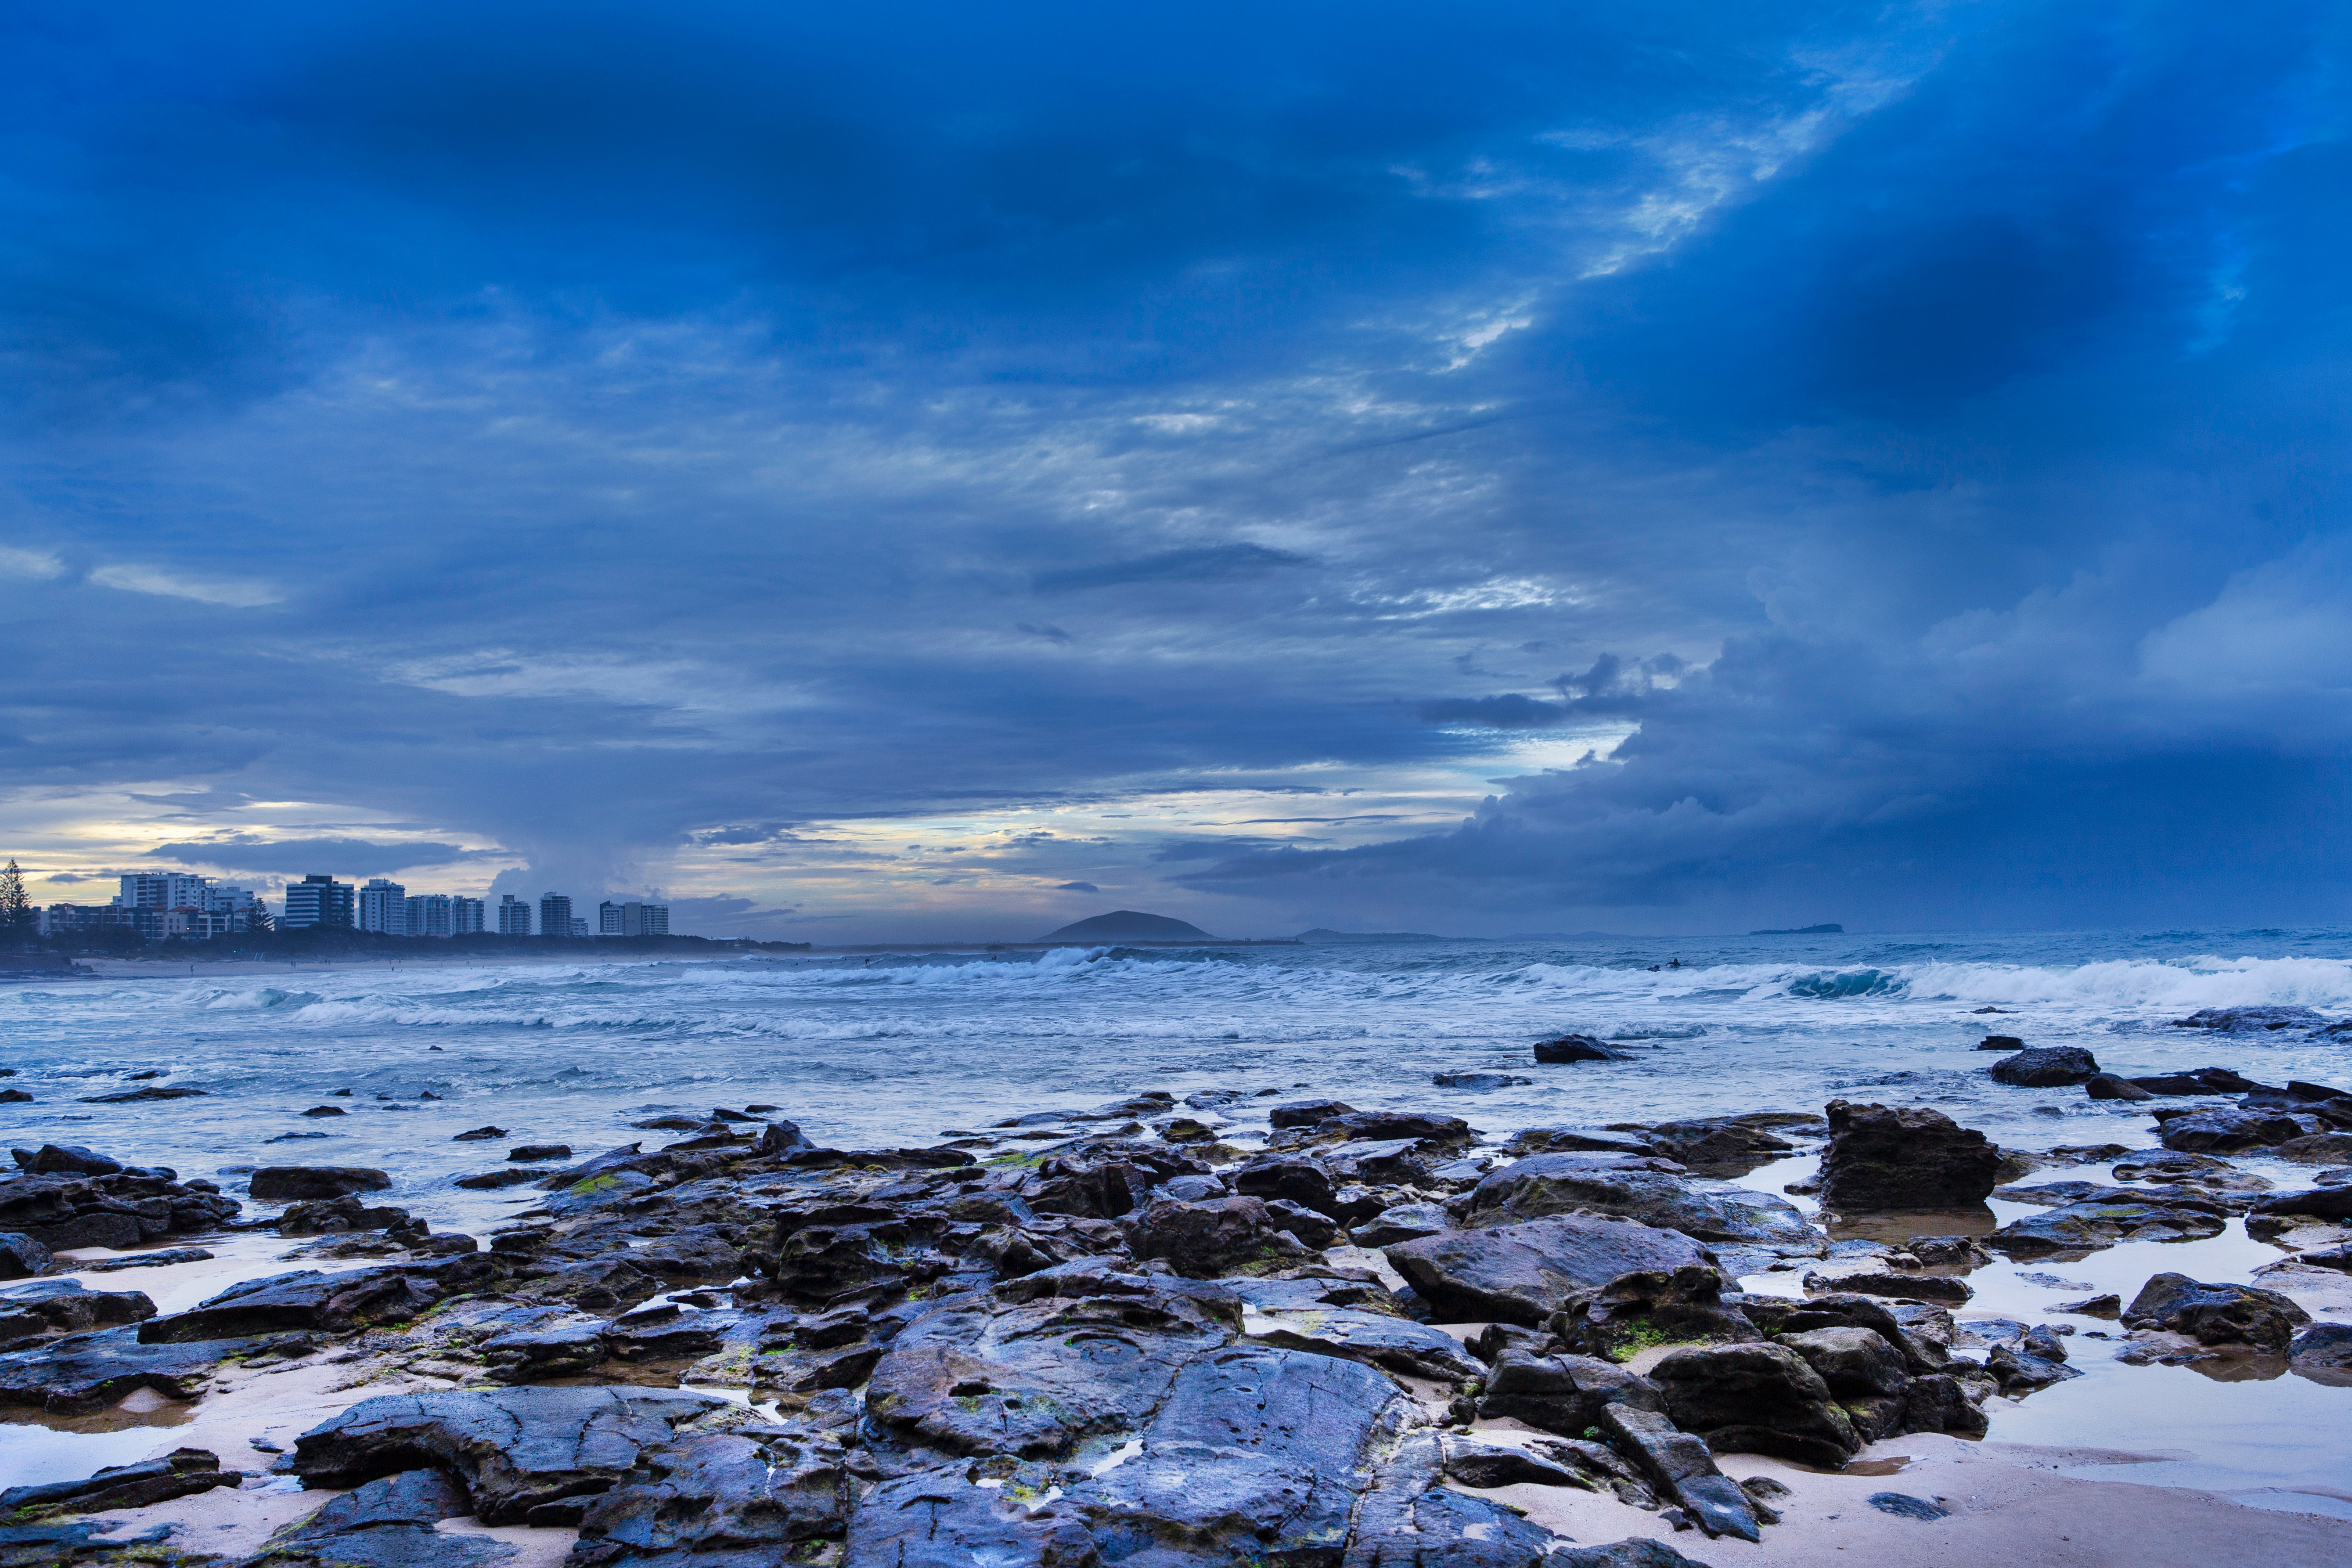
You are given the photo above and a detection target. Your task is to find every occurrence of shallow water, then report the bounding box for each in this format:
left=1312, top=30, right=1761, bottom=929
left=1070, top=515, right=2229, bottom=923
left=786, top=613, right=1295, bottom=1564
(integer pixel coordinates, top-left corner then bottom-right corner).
left=1, top=928, right=2348, bottom=1496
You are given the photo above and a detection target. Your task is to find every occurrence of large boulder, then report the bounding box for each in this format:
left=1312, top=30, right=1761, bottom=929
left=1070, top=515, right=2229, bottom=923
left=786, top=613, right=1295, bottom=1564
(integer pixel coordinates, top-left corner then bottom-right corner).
left=1988, top=1046, right=2099, bottom=1087
left=2157, top=1108, right=2322, bottom=1153
left=1228, top=1157, right=1336, bottom=1215
left=2129, top=1066, right=2273, bottom=1094
left=1466, top=1154, right=1815, bottom=1245
left=1776, top=1326, right=1911, bottom=1440
left=572, top=1432, right=854, bottom=1564
left=1242, top=1305, right=1485, bottom=1384
left=0, top=1326, right=298, bottom=1414
left=1991, top=1191, right=2229, bottom=1256
left=864, top=1290, right=1229, bottom=1457
left=246, top=1468, right=509, bottom=1568
left=13, top=1146, right=125, bottom=1177
left=0, top=1447, right=238, bottom=1518
left=251, top=1167, right=394, bottom=1202
left=291, top=1386, right=724, bottom=1526
left=0, top=1235, right=51, bottom=1281
left=1595, top=1404, right=1764, bottom=1542
left=1122, top=1195, right=1293, bottom=1277
left=1474, top=1349, right=1664, bottom=1434
left=1816, top=1101, right=2000, bottom=1210
left=2290, top=1323, right=2352, bottom=1384
left=1534, top=1035, right=1635, bottom=1063
left=2124, top=1273, right=2312, bottom=1351
left=139, top=1259, right=495, bottom=1342
left=1647, top=1341, right=1862, bottom=1468
left=1349, top=1433, right=1584, bottom=1567
left=2249, top=1186, right=2352, bottom=1223
left=1385, top=1215, right=1725, bottom=1325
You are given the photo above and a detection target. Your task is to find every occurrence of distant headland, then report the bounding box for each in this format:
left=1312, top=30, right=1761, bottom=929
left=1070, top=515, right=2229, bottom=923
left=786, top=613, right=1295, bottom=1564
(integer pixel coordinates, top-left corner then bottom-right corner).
left=1750, top=923, right=1844, bottom=934
left=1041, top=910, right=1217, bottom=942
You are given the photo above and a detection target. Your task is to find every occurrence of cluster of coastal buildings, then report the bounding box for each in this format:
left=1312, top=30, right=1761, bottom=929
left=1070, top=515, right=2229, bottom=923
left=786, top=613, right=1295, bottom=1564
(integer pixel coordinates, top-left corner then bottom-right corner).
left=38, top=872, right=668, bottom=942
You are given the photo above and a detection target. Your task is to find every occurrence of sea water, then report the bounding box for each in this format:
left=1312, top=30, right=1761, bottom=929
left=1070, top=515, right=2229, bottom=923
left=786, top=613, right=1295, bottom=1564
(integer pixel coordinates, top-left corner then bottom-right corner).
left=2, top=927, right=2348, bottom=1498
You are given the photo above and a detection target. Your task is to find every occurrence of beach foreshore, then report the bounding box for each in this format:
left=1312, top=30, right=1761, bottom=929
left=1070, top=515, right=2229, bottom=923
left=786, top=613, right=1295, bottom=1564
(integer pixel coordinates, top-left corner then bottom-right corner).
left=0, top=1060, right=2345, bottom=1568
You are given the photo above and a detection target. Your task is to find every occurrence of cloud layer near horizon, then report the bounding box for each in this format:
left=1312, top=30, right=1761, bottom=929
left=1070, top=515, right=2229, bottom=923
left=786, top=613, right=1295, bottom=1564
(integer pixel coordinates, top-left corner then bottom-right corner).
left=2, top=1, right=2347, bottom=936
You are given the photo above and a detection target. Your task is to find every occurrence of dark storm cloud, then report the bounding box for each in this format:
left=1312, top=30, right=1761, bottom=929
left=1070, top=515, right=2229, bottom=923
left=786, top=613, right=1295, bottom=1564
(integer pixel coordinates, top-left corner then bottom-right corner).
left=2, top=0, right=2347, bottom=934
left=146, top=839, right=495, bottom=877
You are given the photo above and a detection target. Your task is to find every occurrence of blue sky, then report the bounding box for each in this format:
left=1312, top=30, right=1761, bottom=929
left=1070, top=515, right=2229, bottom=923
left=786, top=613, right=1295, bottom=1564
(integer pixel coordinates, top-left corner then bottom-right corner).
left=3, top=1, right=2347, bottom=938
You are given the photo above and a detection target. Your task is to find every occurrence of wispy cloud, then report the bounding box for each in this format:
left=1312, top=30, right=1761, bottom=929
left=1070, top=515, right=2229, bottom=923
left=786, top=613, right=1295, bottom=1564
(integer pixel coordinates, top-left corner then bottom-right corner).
left=89, top=565, right=283, bottom=608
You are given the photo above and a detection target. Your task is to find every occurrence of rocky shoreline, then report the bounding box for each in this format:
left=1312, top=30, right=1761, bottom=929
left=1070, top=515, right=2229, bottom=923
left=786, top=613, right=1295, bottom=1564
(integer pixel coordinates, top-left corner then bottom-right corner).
left=1, top=1027, right=2349, bottom=1567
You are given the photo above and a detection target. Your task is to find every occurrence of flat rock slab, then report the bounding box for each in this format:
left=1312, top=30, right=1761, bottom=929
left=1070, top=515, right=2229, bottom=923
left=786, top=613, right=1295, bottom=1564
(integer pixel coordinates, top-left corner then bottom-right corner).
left=1241, top=1305, right=1485, bottom=1383
left=293, top=1385, right=724, bottom=1525
left=1386, top=1214, right=1724, bottom=1324
left=1468, top=1154, right=1815, bottom=1244
left=1992, top=1197, right=2228, bottom=1257
left=0, top=1325, right=290, bottom=1413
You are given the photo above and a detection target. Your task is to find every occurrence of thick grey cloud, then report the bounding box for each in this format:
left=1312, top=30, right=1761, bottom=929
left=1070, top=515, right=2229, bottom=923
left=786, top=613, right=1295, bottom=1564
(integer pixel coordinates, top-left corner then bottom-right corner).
left=1, top=0, right=2345, bottom=935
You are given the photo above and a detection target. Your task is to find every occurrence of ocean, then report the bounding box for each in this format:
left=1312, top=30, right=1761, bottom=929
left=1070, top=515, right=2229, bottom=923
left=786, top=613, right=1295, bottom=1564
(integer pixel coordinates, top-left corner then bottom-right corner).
left=3, top=926, right=2351, bottom=1508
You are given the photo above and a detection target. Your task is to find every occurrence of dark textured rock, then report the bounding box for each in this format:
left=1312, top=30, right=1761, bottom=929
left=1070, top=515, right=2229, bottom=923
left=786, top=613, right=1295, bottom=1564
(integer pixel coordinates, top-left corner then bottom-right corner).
left=0, top=1235, right=51, bottom=1280
left=2085, top=1073, right=2155, bottom=1101
left=2171, top=1008, right=2321, bottom=1034
left=79, top=1085, right=207, bottom=1103
left=1989, top=1046, right=2099, bottom=1086
left=1467, top=1154, right=1815, bottom=1245
left=1901, top=1372, right=1988, bottom=1437
left=292, top=1385, right=724, bottom=1525
left=1533, top=1035, right=1634, bottom=1063
left=1554, top=1541, right=1714, bottom=1568
left=2129, top=1066, right=2273, bottom=1095
left=1122, top=1195, right=1293, bottom=1277
left=1011, top=1141, right=1210, bottom=1220
left=1386, top=1215, right=1725, bottom=1326
left=483, top=1323, right=609, bottom=1383
left=1740, top=1292, right=1947, bottom=1373
left=1817, top=1101, right=2000, bottom=1211
left=865, top=1290, right=1229, bottom=1457
left=1649, top=1341, right=1862, bottom=1468
left=1347, top=1433, right=1574, bottom=1568
left=0, top=1325, right=295, bottom=1413
left=2124, top=1272, right=2311, bottom=1351
left=0, top=1280, right=157, bottom=1333
left=252, top=1166, right=393, bottom=1202
left=2289, top=1323, right=2352, bottom=1381
left=1597, top=1403, right=1763, bottom=1541
left=2250, top=1185, right=2352, bottom=1222
left=1433, top=1071, right=1533, bottom=1090
left=1474, top=1348, right=1664, bottom=1434
left=2275, top=1132, right=2352, bottom=1164
left=278, top=1194, right=413, bottom=1235
left=140, top=1257, right=494, bottom=1342
left=1868, top=1491, right=1949, bottom=1520
left=14, top=1146, right=123, bottom=1177
left=1230, top=1157, right=1336, bottom=1214
left=1987, top=1343, right=2079, bottom=1391
left=1777, top=1326, right=1909, bottom=1398
left=573, top=1432, right=854, bottom=1564
left=457, top=1168, right=544, bottom=1190
left=1609, top=1114, right=1815, bottom=1172
left=2158, top=1108, right=2321, bottom=1153
left=1977, top=1035, right=2027, bottom=1051
left=1267, top=1098, right=1355, bottom=1128
left=0, top=1446, right=235, bottom=1517
left=1992, top=1193, right=2227, bottom=1255
left=1349, top=1202, right=1448, bottom=1247
left=844, top=1462, right=1102, bottom=1568
left=1801, top=1269, right=1971, bottom=1304
left=256, top=1469, right=511, bottom=1568
left=508, top=1145, right=572, bottom=1162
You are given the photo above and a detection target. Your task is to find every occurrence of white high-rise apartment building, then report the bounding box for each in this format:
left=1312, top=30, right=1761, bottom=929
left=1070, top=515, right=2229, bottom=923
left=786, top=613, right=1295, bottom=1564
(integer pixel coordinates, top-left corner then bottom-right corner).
left=115, top=873, right=212, bottom=911
left=540, top=893, right=573, bottom=939
left=404, top=894, right=452, bottom=937
left=451, top=896, right=486, bottom=934
left=497, top=895, right=532, bottom=935
left=599, top=901, right=670, bottom=936
left=358, top=879, right=408, bottom=935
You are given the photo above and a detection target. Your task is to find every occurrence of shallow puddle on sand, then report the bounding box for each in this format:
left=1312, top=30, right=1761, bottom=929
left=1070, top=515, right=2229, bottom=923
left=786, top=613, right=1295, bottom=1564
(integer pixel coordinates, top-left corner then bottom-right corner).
left=0, top=1397, right=196, bottom=1487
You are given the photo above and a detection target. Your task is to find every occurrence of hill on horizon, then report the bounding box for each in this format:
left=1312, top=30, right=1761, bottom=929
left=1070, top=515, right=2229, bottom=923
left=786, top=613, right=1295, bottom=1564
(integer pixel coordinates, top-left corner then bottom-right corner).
left=1042, top=910, right=1217, bottom=942
left=1297, top=928, right=1447, bottom=943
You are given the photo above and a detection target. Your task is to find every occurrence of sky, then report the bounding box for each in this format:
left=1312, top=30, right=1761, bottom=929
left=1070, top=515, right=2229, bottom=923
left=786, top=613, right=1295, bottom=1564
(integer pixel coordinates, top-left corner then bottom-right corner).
left=3, top=0, right=2348, bottom=941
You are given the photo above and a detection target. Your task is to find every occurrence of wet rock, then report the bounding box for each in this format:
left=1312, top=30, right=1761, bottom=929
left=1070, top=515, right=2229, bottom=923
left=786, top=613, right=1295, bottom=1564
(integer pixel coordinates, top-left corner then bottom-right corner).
left=1321, top=1138, right=1434, bottom=1185
left=2129, top=1066, right=2273, bottom=1095
left=2085, top=1073, right=2155, bottom=1101
left=1123, top=1195, right=1295, bottom=1277
left=2249, top=1186, right=2352, bottom=1223
left=291, top=1384, right=725, bottom=1525
left=1349, top=1202, right=1448, bottom=1247
left=2171, top=1007, right=2323, bottom=1034
left=140, top=1257, right=495, bottom=1342
left=1467, top=1153, right=1815, bottom=1246
left=864, top=1289, right=1229, bottom=1457
left=508, top=1145, right=572, bottom=1162
left=1012, top=1141, right=1211, bottom=1220
left=628, top=1224, right=744, bottom=1280
left=1648, top=1341, right=1862, bottom=1468
left=1801, top=1269, right=1971, bottom=1304
left=1740, top=1292, right=1946, bottom=1373
left=13, top=1145, right=124, bottom=1177
left=0, top=1235, right=50, bottom=1280
left=1607, top=1114, right=1816, bottom=1173
left=1228, top=1156, right=1336, bottom=1215
left=1989, top=1046, right=2100, bottom=1086
left=0, top=1325, right=299, bottom=1413
left=252, top=1166, right=394, bottom=1202
left=302, top=1104, right=349, bottom=1117
left=1500, top=1129, right=1660, bottom=1158
left=758, top=1120, right=816, bottom=1158
left=1533, top=1035, right=1635, bottom=1063
left=483, top=1323, right=609, bottom=1382
left=1267, top=1098, right=1354, bottom=1128
left=2123, top=1272, right=2312, bottom=1351
left=1991, top=1191, right=2228, bottom=1255
left=1901, top=1372, right=1989, bottom=1437
left=79, top=1085, right=207, bottom=1103
left=0, top=1446, right=237, bottom=1517
left=1556, top=1542, right=1714, bottom=1568
left=2275, top=1132, right=2352, bottom=1164
left=1817, top=1101, right=2001, bottom=1211
left=1597, top=1403, right=1764, bottom=1541
left=2289, top=1323, right=2352, bottom=1381
left=2057, top=1293, right=2122, bottom=1316
left=1987, top=1343, right=2079, bottom=1391
left=573, top=1431, right=855, bottom=1564
left=2157, top=1107, right=2321, bottom=1153
left=253, top=1468, right=510, bottom=1568
left=0, top=1280, right=157, bottom=1333
left=457, top=1168, right=544, bottom=1190
left=1063, top=1348, right=1413, bottom=1561
left=1385, top=1215, right=1726, bottom=1326
left=1347, top=1432, right=1575, bottom=1567
left=843, top=1462, right=1102, bottom=1568
left=1433, top=1071, right=1532, bottom=1089
left=1868, top=1491, right=1949, bottom=1520
left=454, top=1126, right=509, bottom=1141
left=1475, top=1348, right=1664, bottom=1434
left=1977, top=1035, right=2026, bottom=1051
left=1776, top=1326, right=1908, bottom=1399
left=0, top=1164, right=241, bottom=1254
left=278, top=1195, right=414, bottom=1234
